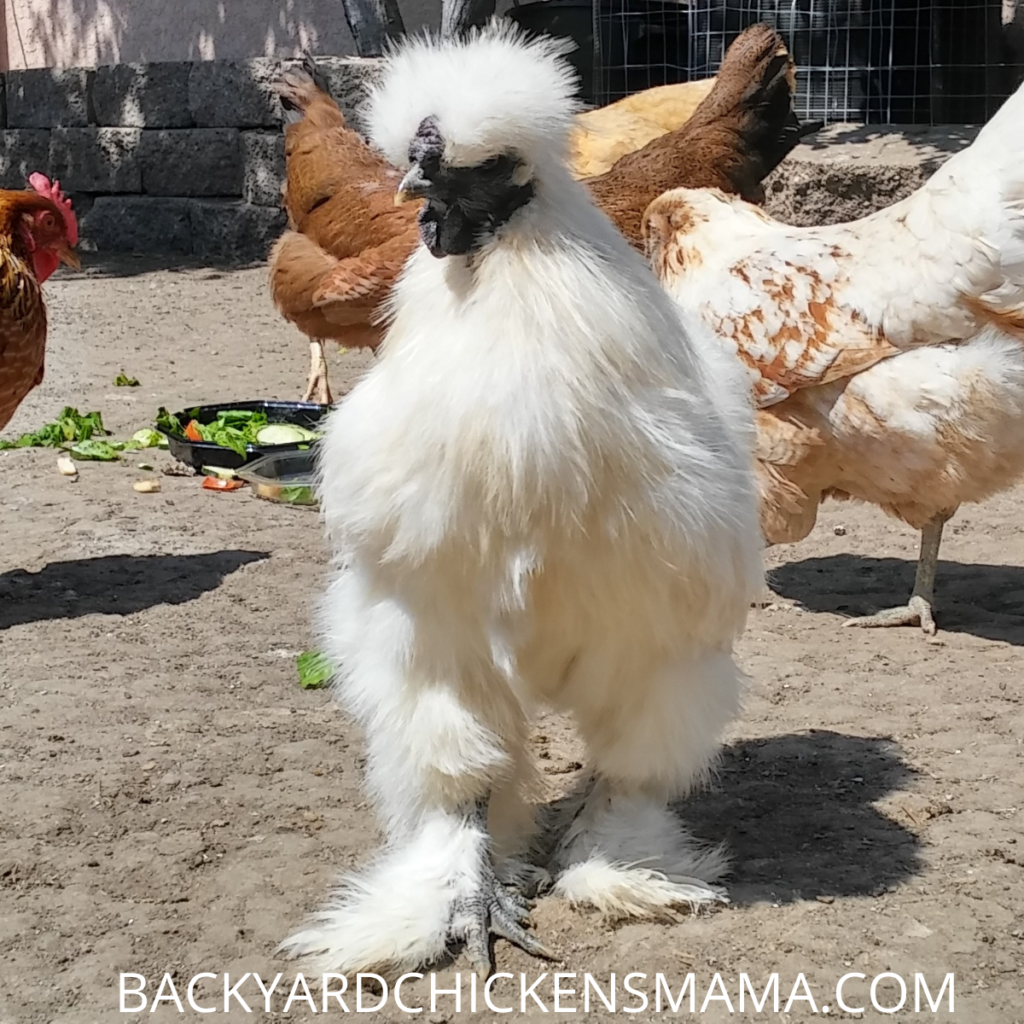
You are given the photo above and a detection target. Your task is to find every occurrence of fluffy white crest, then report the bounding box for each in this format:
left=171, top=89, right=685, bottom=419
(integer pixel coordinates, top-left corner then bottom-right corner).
left=366, top=20, right=582, bottom=171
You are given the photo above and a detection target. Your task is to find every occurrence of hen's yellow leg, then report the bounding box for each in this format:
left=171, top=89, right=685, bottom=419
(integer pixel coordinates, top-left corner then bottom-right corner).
left=844, top=512, right=952, bottom=636
left=302, top=338, right=333, bottom=406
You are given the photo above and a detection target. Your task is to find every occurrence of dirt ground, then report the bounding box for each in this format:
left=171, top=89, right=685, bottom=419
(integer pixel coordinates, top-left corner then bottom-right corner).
left=0, top=258, right=1022, bottom=1024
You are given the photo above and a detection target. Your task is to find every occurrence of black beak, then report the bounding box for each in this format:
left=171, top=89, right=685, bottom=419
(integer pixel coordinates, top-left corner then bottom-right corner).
left=394, top=163, right=431, bottom=206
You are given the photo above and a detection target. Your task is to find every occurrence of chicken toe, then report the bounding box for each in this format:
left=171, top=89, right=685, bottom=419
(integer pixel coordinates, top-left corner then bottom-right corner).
left=495, top=857, right=553, bottom=899
left=844, top=594, right=937, bottom=634
left=452, top=797, right=558, bottom=977
left=843, top=513, right=951, bottom=636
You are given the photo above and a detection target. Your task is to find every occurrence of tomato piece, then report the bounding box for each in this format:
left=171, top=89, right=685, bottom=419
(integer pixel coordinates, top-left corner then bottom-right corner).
left=202, top=476, right=244, bottom=491
left=184, top=419, right=203, bottom=442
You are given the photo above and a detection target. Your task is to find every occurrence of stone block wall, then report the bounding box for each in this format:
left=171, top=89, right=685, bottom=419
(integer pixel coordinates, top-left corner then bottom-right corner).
left=0, top=60, right=977, bottom=260
left=0, top=57, right=382, bottom=261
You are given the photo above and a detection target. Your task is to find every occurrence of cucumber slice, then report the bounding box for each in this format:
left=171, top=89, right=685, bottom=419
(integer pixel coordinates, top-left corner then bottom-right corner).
left=255, top=423, right=314, bottom=446
left=131, top=428, right=163, bottom=448
left=201, top=465, right=238, bottom=480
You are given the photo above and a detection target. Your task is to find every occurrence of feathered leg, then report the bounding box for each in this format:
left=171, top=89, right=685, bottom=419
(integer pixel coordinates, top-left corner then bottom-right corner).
left=551, top=649, right=742, bottom=918
left=844, top=510, right=953, bottom=635
left=279, top=706, right=551, bottom=976
left=302, top=338, right=333, bottom=405
left=280, top=571, right=551, bottom=976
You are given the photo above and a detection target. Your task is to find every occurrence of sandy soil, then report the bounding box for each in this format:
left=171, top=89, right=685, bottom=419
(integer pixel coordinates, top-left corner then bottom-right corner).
left=1, top=258, right=1022, bottom=1023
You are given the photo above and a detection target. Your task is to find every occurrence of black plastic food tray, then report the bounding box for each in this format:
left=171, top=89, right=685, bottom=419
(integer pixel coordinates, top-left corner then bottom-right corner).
left=157, top=400, right=330, bottom=472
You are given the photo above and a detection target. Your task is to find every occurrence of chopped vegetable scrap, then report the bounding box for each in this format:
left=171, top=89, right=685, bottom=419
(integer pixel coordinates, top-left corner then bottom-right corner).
left=114, top=373, right=140, bottom=387
left=132, top=429, right=164, bottom=449
left=66, top=440, right=125, bottom=461
left=253, top=483, right=316, bottom=505
left=0, top=407, right=107, bottom=449
left=0, top=409, right=167, bottom=461
left=202, top=476, right=245, bottom=492
left=157, top=407, right=322, bottom=458
left=296, top=651, right=335, bottom=689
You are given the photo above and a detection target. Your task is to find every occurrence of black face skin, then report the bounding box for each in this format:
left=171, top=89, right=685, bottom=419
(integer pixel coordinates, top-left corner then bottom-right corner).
left=405, top=116, right=535, bottom=258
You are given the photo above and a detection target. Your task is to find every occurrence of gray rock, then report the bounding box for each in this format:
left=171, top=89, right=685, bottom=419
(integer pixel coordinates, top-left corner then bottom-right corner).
left=765, top=163, right=924, bottom=227
left=93, top=63, right=193, bottom=128
left=310, top=56, right=383, bottom=132
left=7, top=68, right=91, bottom=128
left=0, top=129, right=51, bottom=187
left=49, top=128, right=142, bottom=193
left=764, top=123, right=977, bottom=226
left=242, top=132, right=284, bottom=206
left=0, top=77, right=7, bottom=130
left=138, top=129, right=242, bottom=196
left=187, top=56, right=382, bottom=131
left=188, top=59, right=291, bottom=129
left=189, top=199, right=286, bottom=261
left=83, top=195, right=194, bottom=254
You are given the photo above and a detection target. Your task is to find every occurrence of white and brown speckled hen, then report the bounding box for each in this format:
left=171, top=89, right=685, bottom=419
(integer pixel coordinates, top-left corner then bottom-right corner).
left=646, top=83, right=1024, bottom=634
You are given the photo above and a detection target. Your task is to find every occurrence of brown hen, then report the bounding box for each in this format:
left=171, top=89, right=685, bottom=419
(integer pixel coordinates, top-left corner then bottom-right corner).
left=269, top=56, right=420, bottom=404
left=0, top=177, right=80, bottom=431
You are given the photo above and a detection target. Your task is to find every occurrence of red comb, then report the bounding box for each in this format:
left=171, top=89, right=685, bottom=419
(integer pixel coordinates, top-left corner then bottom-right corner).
left=27, top=173, right=78, bottom=246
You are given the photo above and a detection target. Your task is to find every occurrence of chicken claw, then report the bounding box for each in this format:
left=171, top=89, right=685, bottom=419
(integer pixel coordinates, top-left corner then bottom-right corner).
left=453, top=799, right=559, bottom=977
left=495, top=856, right=553, bottom=898
left=843, top=594, right=937, bottom=635
left=842, top=514, right=949, bottom=636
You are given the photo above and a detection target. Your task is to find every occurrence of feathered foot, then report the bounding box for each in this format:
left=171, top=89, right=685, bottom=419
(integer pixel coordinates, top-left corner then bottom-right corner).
left=302, top=338, right=333, bottom=405
left=844, top=512, right=951, bottom=636
left=551, top=779, right=729, bottom=920
left=279, top=795, right=555, bottom=978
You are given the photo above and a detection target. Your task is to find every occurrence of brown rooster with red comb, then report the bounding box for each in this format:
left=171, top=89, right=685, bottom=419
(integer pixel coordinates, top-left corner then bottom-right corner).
left=0, top=174, right=79, bottom=431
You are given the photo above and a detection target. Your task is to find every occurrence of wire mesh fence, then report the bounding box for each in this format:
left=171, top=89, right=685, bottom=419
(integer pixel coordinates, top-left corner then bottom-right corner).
left=593, top=0, right=1024, bottom=124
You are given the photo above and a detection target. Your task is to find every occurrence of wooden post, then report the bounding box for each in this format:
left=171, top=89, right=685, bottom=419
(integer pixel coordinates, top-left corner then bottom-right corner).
left=0, top=0, right=8, bottom=72
left=441, top=0, right=499, bottom=38
left=339, top=0, right=407, bottom=57
left=338, top=0, right=499, bottom=58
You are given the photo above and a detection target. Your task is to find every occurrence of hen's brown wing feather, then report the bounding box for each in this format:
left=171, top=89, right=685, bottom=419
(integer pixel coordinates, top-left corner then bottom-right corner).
left=269, top=229, right=412, bottom=347
left=297, top=163, right=417, bottom=260
left=311, top=232, right=413, bottom=317
left=0, top=250, right=46, bottom=431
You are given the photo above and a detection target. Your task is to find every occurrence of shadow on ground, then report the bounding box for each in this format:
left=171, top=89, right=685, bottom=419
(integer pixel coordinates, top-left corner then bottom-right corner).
left=536, top=730, right=921, bottom=907
left=0, top=550, right=268, bottom=629
left=768, top=553, right=1024, bottom=646
left=683, top=730, right=921, bottom=904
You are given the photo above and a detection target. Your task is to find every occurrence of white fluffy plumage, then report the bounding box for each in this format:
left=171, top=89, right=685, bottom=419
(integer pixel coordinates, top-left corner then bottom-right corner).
left=281, top=22, right=763, bottom=977
left=367, top=23, right=580, bottom=172
left=645, top=80, right=1024, bottom=633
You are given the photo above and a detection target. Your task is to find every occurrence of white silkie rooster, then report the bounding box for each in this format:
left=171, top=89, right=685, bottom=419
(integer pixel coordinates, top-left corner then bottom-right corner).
left=282, top=22, right=764, bottom=976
